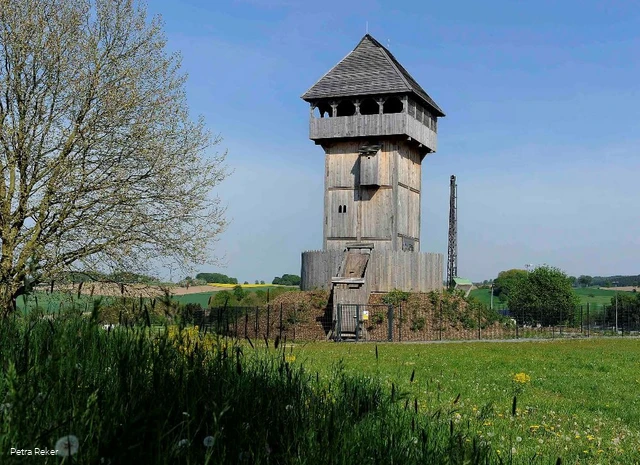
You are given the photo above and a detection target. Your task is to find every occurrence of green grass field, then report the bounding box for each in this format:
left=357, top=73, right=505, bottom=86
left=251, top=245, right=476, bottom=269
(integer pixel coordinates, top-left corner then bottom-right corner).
left=469, top=287, right=627, bottom=310
left=16, top=286, right=297, bottom=313
left=3, top=310, right=639, bottom=464
left=0, top=316, right=490, bottom=464
left=290, top=339, right=640, bottom=464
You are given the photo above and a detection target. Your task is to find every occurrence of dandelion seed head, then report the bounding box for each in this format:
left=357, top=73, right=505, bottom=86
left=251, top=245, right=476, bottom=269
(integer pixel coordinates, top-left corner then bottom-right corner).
left=203, top=436, right=214, bottom=447
left=55, top=435, right=79, bottom=457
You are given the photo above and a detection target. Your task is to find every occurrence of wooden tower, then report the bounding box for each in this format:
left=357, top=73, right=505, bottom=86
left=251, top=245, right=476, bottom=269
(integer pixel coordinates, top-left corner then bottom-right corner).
left=300, top=35, right=445, bottom=330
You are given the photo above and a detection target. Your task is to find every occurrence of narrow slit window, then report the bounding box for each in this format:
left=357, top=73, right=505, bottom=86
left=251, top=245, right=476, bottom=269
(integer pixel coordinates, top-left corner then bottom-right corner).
left=338, top=205, right=343, bottom=213
left=343, top=204, right=347, bottom=214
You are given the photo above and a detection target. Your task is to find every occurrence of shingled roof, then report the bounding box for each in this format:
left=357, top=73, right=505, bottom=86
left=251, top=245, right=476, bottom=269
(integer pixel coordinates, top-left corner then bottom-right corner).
left=302, top=34, right=444, bottom=117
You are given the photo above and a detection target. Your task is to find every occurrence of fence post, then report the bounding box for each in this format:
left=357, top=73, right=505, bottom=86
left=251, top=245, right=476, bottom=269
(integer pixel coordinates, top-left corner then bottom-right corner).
left=477, top=306, right=481, bottom=340
left=398, top=303, right=403, bottom=342
left=439, top=300, right=443, bottom=341
left=336, top=304, right=342, bottom=341
left=244, top=308, right=248, bottom=338
left=355, top=305, right=360, bottom=342
left=266, top=305, right=271, bottom=340
left=586, top=303, right=590, bottom=337
left=234, top=308, right=238, bottom=337
left=279, top=303, right=283, bottom=340
left=387, top=305, right=394, bottom=342
left=255, top=306, right=259, bottom=339
left=580, top=305, right=583, bottom=334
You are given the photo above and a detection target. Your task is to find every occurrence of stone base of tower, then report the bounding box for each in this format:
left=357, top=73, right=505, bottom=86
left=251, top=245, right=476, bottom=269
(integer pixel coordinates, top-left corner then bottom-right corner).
left=301, top=249, right=444, bottom=293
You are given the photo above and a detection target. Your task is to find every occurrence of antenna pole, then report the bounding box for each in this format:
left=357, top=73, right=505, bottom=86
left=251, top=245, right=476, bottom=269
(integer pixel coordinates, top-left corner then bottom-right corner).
left=447, top=175, right=457, bottom=289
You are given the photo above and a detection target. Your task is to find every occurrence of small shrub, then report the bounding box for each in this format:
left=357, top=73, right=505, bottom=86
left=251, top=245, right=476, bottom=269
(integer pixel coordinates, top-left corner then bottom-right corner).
left=410, top=316, right=426, bottom=332
left=382, top=289, right=410, bottom=306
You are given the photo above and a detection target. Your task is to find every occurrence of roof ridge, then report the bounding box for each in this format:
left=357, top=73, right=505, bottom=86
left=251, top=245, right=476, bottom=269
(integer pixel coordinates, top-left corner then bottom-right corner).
left=363, top=35, right=413, bottom=93
left=299, top=37, right=370, bottom=99
left=301, top=34, right=444, bottom=117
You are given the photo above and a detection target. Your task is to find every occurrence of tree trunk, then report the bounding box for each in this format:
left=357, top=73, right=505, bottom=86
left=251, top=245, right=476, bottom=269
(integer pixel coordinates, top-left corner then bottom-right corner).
left=0, top=281, right=18, bottom=316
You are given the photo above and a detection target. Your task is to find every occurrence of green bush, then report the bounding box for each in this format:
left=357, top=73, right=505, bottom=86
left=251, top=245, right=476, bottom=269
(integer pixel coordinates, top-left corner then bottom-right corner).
left=410, top=316, right=426, bottom=332
left=382, top=289, right=411, bottom=306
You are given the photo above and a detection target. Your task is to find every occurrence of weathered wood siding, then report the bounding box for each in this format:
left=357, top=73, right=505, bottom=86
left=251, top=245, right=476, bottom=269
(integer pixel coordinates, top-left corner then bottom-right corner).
left=397, top=145, right=421, bottom=190
left=326, top=147, right=359, bottom=188
left=301, top=250, right=343, bottom=290
left=360, top=153, right=379, bottom=186
left=408, top=190, right=420, bottom=239
left=301, top=250, right=443, bottom=292
left=326, top=189, right=356, bottom=239
left=360, top=187, right=393, bottom=243
left=367, top=251, right=443, bottom=292
left=322, top=139, right=425, bottom=253
left=310, top=113, right=437, bottom=152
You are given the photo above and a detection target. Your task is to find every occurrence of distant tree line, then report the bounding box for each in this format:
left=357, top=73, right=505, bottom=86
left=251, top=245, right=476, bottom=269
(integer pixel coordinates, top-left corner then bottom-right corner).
left=272, top=274, right=301, bottom=286
left=195, top=273, right=238, bottom=284
left=591, top=275, right=640, bottom=287
left=54, top=271, right=160, bottom=284
left=568, top=275, right=640, bottom=288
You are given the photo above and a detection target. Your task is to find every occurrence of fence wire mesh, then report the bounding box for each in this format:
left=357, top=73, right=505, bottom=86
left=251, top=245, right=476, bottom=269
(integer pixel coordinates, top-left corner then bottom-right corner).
left=192, top=302, right=640, bottom=342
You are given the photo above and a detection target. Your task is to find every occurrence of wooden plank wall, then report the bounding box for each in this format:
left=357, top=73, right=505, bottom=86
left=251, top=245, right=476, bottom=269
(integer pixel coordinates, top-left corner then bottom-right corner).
left=310, top=113, right=437, bottom=152
left=366, top=251, right=444, bottom=292
left=301, top=250, right=444, bottom=292
left=360, top=187, right=393, bottom=243
left=360, top=152, right=379, bottom=186
left=301, top=250, right=343, bottom=290
left=326, top=189, right=357, bottom=238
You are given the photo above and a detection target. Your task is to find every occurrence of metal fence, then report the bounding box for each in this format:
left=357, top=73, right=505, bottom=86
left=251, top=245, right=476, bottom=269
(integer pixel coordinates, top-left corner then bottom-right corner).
left=192, top=304, right=333, bottom=342
left=193, top=302, right=640, bottom=343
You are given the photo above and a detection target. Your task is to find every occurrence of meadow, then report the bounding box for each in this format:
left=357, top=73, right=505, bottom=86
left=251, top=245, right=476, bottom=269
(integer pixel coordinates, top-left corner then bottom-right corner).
left=0, top=312, right=489, bottom=465
left=2, top=306, right=639, bottom=464
left=291, top=339, right=640, bottom=464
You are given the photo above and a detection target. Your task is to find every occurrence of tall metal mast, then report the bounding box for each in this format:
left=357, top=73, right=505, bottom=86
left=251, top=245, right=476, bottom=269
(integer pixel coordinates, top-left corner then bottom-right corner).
left=447, top=175, right=457, bottom=289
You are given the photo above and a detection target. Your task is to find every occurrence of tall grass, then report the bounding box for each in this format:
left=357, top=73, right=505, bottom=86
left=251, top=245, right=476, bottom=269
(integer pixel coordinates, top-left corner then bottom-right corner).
left=0, top=310, right=489, bottom=464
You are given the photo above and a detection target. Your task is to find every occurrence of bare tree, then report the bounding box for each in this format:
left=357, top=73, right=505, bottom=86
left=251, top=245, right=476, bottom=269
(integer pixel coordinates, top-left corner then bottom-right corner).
left=0, top=0, right=228, bottom=313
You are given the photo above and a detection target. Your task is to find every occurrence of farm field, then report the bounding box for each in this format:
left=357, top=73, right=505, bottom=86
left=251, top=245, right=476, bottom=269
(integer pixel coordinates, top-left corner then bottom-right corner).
left=289, top=338, right=640, bottom=464
left=469, top=287, right=628, bottom=310
left=16, top=284, right=298, bottom=312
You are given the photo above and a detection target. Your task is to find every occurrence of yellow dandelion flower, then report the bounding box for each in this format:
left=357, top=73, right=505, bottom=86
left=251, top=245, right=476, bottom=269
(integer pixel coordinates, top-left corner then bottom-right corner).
left=512, top=373, right=531, bottom=384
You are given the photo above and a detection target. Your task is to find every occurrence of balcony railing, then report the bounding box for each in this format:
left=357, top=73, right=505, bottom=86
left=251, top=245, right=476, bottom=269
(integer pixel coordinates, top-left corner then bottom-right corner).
left=309, top=113, right=437, bottom=151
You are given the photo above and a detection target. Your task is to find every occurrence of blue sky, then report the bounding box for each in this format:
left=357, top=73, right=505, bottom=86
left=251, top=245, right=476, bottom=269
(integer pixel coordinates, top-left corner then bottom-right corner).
left=148, top=0, right=640, bottom=282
